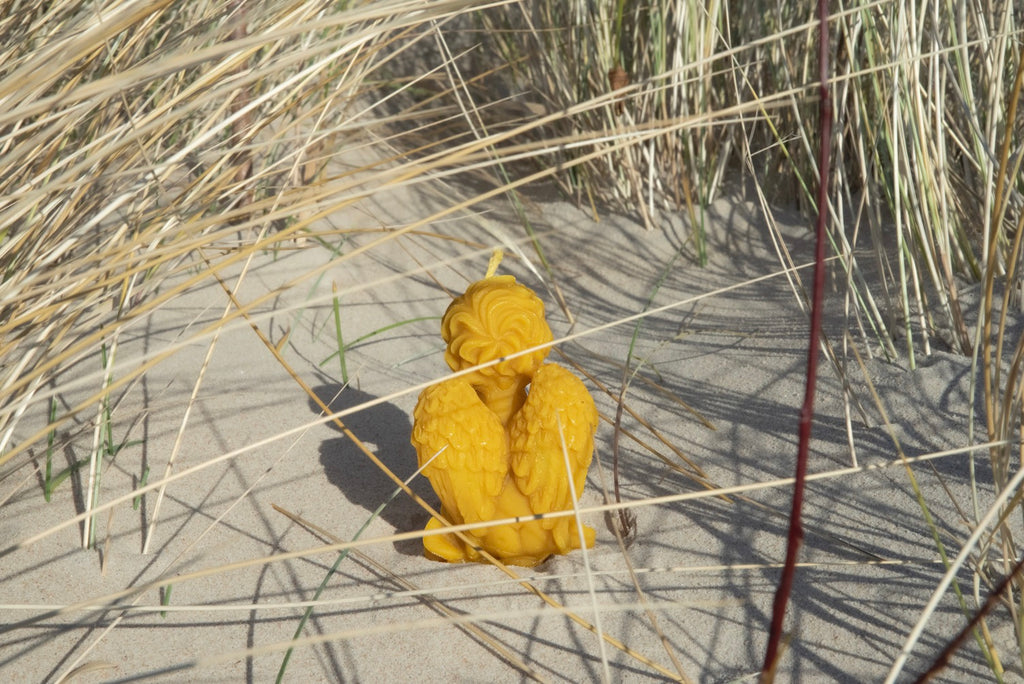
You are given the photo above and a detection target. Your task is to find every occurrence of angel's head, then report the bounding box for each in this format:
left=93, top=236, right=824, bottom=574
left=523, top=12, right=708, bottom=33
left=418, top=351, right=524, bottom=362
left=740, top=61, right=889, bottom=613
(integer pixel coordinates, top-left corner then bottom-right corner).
left=442, top=275, right=552, bottom=381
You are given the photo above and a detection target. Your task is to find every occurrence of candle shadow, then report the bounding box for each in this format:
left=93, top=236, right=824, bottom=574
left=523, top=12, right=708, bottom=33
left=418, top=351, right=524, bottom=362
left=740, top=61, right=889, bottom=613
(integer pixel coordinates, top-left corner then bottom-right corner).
left=311, top=384, right=433, bottom=557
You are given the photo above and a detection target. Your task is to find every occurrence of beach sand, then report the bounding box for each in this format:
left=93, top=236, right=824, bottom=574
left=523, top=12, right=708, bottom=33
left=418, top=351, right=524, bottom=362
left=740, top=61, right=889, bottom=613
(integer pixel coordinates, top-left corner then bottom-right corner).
left=1, top=175, right=1014, bottom=682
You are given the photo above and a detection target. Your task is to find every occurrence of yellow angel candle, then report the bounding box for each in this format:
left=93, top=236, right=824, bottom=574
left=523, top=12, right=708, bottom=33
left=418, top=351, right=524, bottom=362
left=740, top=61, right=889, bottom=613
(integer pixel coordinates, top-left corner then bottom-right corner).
left=411, top=274, right=598, bottom=566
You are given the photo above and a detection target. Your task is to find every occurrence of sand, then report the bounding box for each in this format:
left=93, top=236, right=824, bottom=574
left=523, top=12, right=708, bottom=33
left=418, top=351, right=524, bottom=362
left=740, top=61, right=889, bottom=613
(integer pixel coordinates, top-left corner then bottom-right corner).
left=1, top=176, right=1016, bottom=682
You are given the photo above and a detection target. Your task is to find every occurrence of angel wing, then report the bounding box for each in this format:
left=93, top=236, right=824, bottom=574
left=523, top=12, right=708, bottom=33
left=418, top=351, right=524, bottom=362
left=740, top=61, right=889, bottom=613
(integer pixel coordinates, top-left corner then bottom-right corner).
left=508, top=364, right=598, bottom=528
left=411, top=377, right=508, bottom=526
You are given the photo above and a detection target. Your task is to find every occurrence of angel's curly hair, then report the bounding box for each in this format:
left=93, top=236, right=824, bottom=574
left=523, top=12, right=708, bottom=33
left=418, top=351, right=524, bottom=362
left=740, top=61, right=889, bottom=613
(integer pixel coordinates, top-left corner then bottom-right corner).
left=442, top=275, right=552, bottom=379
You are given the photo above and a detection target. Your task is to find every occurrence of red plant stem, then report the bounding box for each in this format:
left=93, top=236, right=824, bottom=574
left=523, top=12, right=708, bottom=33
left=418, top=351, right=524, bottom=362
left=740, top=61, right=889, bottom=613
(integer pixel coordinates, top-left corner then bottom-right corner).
left=761, top=1, right=832, bottom=678
left=913, top=552, right=1024, bottom=683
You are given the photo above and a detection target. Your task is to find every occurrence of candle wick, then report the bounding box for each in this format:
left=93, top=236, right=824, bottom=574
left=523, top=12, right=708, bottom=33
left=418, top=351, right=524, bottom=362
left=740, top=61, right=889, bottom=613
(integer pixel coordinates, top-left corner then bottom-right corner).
left=485, top=248, right=504, bottom=278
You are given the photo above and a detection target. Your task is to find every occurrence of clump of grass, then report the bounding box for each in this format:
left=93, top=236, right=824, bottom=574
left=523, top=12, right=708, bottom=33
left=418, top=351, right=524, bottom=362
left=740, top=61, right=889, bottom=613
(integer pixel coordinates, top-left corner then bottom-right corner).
left=0, top=0, right=488, bottom=471
left=468, top=1, right=1022, bottom=362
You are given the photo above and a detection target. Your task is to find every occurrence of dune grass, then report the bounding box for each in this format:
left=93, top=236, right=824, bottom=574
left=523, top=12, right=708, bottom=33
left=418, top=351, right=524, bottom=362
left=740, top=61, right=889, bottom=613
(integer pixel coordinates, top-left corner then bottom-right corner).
left=1, top=0, right=1022, bottom=681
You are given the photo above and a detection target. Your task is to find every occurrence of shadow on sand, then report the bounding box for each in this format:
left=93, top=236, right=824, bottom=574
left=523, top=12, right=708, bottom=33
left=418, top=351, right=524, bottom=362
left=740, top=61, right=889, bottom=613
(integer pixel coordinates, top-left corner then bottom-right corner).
left=310, top=384, right=435, bottom=557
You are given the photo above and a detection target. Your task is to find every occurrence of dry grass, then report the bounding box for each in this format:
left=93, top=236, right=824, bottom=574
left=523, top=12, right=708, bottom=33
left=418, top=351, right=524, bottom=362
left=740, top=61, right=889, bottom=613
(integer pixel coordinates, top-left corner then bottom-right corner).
left=1, top=0, right=1023, bottom=681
